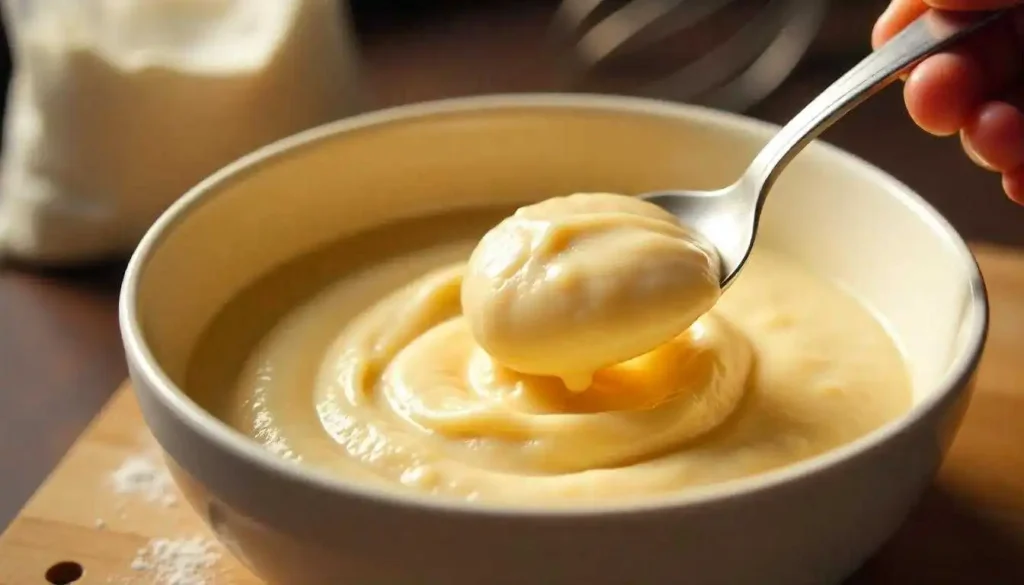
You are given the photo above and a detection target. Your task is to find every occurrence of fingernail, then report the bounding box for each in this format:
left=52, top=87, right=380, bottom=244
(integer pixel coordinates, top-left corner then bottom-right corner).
left=960, top=130, right=997, bottom=172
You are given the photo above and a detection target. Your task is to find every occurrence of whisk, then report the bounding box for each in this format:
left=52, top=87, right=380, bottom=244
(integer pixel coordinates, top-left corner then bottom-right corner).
left=552, top=0, right=831, bottom=112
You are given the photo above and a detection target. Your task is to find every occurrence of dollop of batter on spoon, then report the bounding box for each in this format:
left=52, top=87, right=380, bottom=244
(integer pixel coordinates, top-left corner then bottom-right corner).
left=462, top=192, right=722, bottom=391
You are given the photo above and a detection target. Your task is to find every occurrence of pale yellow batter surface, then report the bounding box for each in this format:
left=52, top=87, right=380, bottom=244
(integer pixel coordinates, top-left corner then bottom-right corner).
left=188, top=205, right=912, bottom=505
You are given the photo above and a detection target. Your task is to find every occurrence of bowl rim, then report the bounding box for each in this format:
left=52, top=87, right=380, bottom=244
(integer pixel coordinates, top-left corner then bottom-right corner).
left=120, top=92, right=989, bottom=518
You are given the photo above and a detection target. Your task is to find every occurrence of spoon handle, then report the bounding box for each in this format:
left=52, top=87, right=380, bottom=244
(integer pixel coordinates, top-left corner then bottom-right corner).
left=742, top=9, right=1007, bottom=209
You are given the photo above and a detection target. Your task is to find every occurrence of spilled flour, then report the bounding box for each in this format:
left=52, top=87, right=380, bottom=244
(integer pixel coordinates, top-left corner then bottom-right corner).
left=103, top=443, right=226, bottom=583
left=111, top=453, right=178, bottom=506
left=129, top=536, right=222, bottom=585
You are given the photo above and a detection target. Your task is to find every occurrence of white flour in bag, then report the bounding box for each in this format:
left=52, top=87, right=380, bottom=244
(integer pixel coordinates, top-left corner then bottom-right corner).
left=0, top=0, right=362, bottom=264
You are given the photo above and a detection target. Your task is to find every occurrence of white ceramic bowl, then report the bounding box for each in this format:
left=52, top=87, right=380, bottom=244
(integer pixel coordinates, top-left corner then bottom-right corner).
left=120, top=95, right=988, bottom=585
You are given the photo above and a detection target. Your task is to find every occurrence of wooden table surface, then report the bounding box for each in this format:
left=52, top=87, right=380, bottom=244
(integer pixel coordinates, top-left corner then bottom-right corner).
left=2, top=0, right=1024, bottom=540
left=0, top=242, right=1022, bottom=584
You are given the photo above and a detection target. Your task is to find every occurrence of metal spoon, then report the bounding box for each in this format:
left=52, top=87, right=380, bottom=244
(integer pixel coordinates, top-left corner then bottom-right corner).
left=641, top=9, right=1006, bottom=288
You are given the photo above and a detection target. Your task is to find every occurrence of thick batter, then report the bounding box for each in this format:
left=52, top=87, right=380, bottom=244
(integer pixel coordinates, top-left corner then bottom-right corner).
left=187, top=197, right=912, bottom=505
left=462, top=193, right=722, bottom=392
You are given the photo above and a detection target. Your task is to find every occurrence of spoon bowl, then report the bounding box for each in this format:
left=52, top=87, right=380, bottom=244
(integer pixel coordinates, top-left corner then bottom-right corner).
left=642, top=9, right=1005, bottom=287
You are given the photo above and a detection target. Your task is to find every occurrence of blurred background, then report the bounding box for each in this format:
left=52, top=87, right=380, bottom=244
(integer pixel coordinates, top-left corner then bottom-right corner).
left=350, top=0, right=1024, bottom=244
left=0, top=0, right=1022, bottom=245
left=0, top=0, right=1022, bottom=528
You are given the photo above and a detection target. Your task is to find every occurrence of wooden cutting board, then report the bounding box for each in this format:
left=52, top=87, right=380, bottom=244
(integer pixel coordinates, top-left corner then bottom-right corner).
left=0, top=383, right=259, bottom=585
left=1, top=243, right=1023, bottom=585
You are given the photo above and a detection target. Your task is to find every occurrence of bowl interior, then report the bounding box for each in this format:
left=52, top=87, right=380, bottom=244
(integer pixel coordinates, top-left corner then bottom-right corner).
left=131, top=96, right=984, bottom=418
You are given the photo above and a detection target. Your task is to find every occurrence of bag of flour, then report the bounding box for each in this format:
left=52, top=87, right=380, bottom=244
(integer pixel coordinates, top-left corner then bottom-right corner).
left=0, top=0, right=362, bottom=264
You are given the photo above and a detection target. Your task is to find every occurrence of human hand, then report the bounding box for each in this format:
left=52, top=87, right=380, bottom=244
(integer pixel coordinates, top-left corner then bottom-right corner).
left=873, top=0, right=1024, bottom=204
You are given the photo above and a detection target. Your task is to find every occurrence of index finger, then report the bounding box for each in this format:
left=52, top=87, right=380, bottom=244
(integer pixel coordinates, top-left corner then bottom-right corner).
left=873, top=0, right=928, bottom=49
left=873, top=0, right=1022, bottom=48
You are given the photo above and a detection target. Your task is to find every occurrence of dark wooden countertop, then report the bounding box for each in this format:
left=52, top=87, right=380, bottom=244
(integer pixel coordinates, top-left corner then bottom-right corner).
left=1, top=0, right=1022, bottom=536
